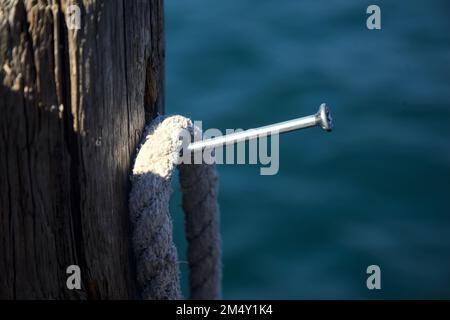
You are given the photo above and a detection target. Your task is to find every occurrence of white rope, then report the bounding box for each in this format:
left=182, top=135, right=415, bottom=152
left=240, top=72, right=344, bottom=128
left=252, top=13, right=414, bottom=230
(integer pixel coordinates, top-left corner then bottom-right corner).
left=129, top=115, right=221, bottom=299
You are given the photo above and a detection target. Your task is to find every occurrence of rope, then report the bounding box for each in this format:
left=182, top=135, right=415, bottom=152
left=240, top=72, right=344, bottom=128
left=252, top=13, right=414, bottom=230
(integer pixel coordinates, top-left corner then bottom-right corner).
left=129, top=115, right=221, bottom=300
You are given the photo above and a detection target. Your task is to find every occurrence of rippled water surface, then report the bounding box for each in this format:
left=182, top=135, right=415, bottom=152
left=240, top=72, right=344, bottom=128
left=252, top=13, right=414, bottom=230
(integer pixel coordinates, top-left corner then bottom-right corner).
left=167, top=0, right=450, bottom=298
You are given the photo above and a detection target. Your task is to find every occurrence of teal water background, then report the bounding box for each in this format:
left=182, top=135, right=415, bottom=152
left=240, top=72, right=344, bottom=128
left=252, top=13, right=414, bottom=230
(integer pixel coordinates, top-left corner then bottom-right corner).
left=166, top=0, right=450, bottom=299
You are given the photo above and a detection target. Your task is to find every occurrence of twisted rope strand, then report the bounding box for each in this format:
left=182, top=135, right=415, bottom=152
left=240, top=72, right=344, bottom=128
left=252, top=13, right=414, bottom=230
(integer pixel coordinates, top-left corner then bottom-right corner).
left=129, top=115, right=221, bottom=299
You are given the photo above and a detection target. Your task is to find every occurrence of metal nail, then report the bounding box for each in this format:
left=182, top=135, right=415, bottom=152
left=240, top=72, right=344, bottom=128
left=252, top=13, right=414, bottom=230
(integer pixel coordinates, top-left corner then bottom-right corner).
left=187, top=103, right=333, bottom=152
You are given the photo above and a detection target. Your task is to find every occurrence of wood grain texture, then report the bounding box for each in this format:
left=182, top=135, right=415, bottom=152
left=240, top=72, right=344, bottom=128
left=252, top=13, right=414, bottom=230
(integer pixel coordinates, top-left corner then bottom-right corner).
left=0, top=0, right=164, bottom=299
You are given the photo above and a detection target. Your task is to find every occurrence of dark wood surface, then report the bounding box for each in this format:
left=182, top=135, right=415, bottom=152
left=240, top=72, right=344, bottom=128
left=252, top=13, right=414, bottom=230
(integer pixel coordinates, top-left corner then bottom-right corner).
left=0, top=0, right=164, bottom=299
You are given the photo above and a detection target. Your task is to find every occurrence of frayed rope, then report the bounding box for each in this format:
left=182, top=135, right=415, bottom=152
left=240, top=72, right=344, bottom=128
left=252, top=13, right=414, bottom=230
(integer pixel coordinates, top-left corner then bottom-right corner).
left=129, top=115, right=221, bottom=299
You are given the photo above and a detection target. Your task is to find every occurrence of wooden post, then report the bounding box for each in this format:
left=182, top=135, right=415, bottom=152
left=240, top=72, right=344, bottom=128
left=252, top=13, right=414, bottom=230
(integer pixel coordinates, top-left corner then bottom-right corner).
left=0, top=0, right=164, bottom=299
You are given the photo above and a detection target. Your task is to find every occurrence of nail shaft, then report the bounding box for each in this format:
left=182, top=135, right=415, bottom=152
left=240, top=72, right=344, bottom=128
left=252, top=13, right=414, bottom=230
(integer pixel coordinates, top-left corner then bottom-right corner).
left=187, top=103, right=332, bottom=152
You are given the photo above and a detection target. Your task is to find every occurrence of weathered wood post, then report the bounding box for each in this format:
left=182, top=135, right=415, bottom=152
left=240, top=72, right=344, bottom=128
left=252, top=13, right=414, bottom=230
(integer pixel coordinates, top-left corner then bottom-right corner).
left=0, top=0, right=164, bottom=299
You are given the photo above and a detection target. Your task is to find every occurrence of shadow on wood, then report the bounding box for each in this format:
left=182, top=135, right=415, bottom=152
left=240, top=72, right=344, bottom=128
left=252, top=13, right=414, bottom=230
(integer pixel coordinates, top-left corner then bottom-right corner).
left=0, top=0, right=164, bottom=299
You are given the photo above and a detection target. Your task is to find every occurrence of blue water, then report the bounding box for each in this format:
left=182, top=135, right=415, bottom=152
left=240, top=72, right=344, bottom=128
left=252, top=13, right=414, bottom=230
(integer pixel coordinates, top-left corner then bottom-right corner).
left=167, top=0, right=450, bottom=299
